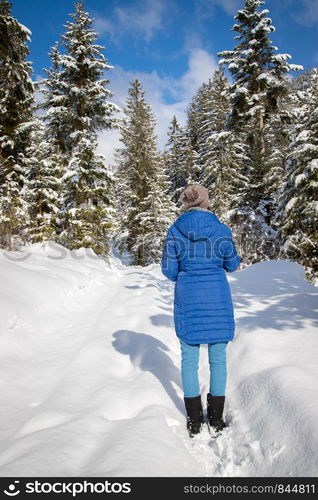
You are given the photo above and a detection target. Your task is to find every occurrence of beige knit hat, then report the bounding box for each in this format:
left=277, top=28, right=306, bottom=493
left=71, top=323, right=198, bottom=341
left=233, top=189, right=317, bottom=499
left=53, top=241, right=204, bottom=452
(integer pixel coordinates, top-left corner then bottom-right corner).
left=179, top=184, right=210, bottom=209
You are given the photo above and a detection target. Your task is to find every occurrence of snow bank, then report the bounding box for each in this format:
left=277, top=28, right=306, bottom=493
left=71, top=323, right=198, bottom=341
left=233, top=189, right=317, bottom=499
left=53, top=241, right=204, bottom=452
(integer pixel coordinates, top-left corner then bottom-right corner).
left=227, top=260, right=318, bottom=476
left=0, top=242, right=117, bottom=334
left=0, top=245, right=317, bottom=477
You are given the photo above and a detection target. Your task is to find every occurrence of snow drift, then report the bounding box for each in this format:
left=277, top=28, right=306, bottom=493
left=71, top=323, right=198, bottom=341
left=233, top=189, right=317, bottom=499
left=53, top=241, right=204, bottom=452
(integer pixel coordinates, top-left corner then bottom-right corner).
left=0, top=242, right=317, bottom=477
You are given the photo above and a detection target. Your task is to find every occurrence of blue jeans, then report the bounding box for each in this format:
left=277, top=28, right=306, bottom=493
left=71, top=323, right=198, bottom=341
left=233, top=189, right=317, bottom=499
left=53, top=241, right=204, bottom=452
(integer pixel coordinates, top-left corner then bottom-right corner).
left=180, top=339, right=228, bottom=397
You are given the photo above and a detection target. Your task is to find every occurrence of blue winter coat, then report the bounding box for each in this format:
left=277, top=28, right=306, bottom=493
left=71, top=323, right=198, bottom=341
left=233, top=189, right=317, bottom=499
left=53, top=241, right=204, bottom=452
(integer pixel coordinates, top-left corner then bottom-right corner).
left=161, top=208, right=241, bottom=344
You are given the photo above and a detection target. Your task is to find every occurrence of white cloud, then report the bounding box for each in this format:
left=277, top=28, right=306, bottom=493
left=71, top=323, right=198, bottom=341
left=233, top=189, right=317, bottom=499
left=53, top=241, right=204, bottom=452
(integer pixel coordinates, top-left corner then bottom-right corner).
left=97, top=48, right=218, bottom=165
left=92, top=0, right=171, bottom=43
left=177, top=48, right=218, bottom=97
left=93, top=16, right=114, bottom=38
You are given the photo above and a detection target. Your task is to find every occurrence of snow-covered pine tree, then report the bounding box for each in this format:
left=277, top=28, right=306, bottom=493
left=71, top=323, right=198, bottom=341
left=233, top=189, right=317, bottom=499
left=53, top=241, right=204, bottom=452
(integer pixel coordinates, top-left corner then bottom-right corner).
left=290, top=67, right=318, bottom=92
left=274, top=75, right=310, bottom=237
left=218, top=0, right=303, bottom=263
left=115, top=79, right=176, bottom=266
left=0, top=0, right=35, bottom=250
left=39, top=42, right=70, bottom=159
left=196, top=68, right=247, bottom=220
left=186, top=80, right=214, bottom=183
left=279, top=69, right=318, bottom=283
left=261, top=90, right=295, bottom=233
left=199, top=69, right=230, bottom=183
left=39, top=2, right=120, bottom=253
left=60, top=130, right=117, bottom=254
left=135, top=155, right=177, bottom=265
left=164, top=116, right=195, bottom=204
left=39, top=3, right=120, bottom=158
left=23, top=118, right=63, bottom=243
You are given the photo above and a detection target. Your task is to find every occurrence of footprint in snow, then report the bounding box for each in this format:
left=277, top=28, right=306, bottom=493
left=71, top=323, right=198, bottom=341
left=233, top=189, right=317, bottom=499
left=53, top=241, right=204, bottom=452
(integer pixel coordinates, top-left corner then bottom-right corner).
left=166, top=406, right=265, bottom=477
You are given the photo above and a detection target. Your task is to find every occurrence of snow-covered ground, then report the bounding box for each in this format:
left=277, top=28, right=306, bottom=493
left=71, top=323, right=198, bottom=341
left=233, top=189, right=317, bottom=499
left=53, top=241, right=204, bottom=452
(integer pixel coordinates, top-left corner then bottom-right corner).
left=0, top=242, right=317, bottom=477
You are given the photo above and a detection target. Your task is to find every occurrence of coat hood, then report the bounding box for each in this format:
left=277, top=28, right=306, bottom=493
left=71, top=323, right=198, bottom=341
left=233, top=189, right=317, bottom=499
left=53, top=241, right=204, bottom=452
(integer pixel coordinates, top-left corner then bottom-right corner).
left=174, top=210, right=221, bottom=241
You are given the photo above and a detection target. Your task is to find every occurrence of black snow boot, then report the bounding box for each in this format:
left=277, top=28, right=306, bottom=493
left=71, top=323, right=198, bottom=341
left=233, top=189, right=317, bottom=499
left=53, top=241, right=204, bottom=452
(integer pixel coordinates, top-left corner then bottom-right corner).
left=184, top=395, right=204, bottom=438
left=207, top=393, right=226, bottom=433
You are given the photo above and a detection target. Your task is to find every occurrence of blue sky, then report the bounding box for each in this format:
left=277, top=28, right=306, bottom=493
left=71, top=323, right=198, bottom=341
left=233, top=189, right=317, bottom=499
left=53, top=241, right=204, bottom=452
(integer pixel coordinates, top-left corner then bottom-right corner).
left=11, top=0, right=318, bottom=162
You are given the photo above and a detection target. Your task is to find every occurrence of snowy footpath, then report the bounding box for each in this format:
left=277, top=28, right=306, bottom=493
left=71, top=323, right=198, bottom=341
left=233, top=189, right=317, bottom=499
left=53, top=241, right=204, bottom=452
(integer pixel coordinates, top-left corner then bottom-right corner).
left=0, top=243, right=317, bottom=477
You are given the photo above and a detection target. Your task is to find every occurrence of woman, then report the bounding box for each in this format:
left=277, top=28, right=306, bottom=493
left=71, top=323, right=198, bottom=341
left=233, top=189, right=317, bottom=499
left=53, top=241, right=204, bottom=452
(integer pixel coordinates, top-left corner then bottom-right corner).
left=161, top=184, right=241, bottom=438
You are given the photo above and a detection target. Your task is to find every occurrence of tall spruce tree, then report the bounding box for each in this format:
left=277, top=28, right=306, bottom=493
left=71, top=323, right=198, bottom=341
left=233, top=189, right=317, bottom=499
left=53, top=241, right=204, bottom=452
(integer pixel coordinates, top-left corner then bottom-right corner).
left=60, top=130, right=117, bottom=253
left=279, top=69, right=318, bottom=283
left=0, top=0, right=35, bottom=250
left=199, top=68, right=231, bottom=182
left=39, top=2, right=120, bottom=253
left=218, top=0, right=302, bottom=263
left=164, top=116, right=195, bottom=204
left=274, top=78, right=309, bottom=235
left=196, top=68, right=247, bottom=220
left=23, top=117, right=63, bottom=242
left=187, top=80, right=213, bottom=182
left=115, top=79, right=176, bottom=266
left=39, top=3, right=119, bottom=158
left=39, top=42, right=70, bottom=158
